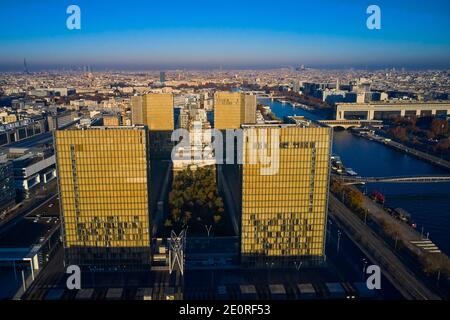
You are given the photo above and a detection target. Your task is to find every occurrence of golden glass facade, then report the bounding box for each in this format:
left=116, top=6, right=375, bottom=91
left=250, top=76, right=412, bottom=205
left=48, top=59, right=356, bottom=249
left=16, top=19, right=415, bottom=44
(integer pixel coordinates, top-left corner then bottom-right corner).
left=103, top=115, right=121, bottom=126
left=55, top=127, right=151, bottom=268
left=131, top=93, right=174, bottom=130
left=241, top=125, right=332, bottom=267
left=144, top=93, right=174, bottom=130
left=214, top=92, right=256, bottom=129
left=131, top=96, right=143, bottom=125
left=244, top=94, right=257, bottom=124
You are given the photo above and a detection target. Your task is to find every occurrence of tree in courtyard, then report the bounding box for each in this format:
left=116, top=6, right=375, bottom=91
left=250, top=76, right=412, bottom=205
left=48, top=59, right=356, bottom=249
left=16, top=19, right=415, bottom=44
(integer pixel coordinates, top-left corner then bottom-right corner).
left=167, top=166, right=225, bottom=234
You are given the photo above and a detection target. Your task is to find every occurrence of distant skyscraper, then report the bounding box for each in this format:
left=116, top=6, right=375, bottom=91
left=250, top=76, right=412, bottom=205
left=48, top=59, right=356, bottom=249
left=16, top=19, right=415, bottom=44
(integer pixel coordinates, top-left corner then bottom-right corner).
left=160, top=71, right=166, bottom=83
left=55, top=126, right=152, bottom=269
left=240, top=123, right=332, bottom=267
left=131, top=93, right=174, bottom=130
left=23, top=58, right=29, bottom=74
left=214, top=92, right=256, bottom=129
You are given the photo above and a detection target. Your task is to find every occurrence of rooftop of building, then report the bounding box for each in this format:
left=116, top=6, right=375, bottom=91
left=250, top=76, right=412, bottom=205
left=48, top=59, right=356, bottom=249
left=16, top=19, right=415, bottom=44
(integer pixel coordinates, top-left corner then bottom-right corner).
left=65, top=124, right=147, bottom=131
left=10, top=148, right=54, bottom=168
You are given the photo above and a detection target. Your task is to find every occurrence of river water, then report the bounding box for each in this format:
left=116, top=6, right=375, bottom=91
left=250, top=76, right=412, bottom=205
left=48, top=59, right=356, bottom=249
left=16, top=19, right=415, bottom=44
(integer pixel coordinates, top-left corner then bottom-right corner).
left=259, top=98, right=450, bottom=256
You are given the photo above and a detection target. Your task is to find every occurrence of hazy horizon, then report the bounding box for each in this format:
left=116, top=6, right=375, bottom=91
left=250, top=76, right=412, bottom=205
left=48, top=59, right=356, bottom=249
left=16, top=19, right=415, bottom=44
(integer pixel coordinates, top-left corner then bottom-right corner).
left=1, top=0, right=450, bottom=71
left=2, top=64, right=450, bottom=73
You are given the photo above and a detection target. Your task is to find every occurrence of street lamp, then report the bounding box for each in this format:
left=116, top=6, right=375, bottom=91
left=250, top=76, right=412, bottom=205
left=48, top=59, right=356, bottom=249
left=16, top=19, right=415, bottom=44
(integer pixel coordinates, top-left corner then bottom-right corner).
left=337, top=230, right=342, bottom=254
left=21, top=268, right=26, bottom=292
left=266, top=262, right=274, bottom=283
left=362, top=258, right=368, bottom=279
left=327, top=219, right=332, bottom=241
left=437, top=268, right=441, bottom=287
left=294, top=261, right=303, bottom=282
left=204, top=224, right=213, bottom=247
left=205, top=225, right=212, bottom=237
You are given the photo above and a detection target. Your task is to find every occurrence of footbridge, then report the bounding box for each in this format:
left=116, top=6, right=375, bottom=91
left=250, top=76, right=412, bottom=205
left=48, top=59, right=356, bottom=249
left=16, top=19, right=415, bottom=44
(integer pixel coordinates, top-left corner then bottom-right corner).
left=318, top=119, right=384, bottom=129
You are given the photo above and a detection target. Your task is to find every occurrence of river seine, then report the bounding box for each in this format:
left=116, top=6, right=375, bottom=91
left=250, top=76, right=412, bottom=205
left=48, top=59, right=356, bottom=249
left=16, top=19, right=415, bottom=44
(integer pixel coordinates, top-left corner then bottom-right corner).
left=260, top=98, right=450, bottom=256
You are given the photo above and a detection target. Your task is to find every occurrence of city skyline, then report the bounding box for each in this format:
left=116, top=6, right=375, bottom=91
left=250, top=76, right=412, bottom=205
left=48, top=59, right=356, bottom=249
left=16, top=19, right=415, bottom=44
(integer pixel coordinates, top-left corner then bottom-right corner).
left=1, top=66, right=449, bottom=302
left=1, top=0, right=450, bottom=71
left=0, top=0, right=450, bottom=306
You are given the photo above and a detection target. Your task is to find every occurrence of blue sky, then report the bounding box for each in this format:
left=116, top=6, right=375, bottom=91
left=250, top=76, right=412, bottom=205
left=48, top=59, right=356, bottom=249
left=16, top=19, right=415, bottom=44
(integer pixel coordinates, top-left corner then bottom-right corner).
left=1, top=0, right=450, bottom=70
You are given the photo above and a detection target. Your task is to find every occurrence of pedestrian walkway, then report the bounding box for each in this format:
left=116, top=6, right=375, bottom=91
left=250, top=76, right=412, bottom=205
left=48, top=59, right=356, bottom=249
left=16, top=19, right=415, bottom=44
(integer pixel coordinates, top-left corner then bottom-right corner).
left=410, top=240, right=441, bottom=253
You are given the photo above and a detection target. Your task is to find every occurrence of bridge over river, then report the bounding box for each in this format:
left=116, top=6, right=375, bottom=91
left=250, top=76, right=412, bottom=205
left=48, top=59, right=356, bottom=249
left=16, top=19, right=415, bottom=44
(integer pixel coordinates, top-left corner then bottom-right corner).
left=318, top=119, right=384, bottom=129
left=334, top=174, right=450, bottom=184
